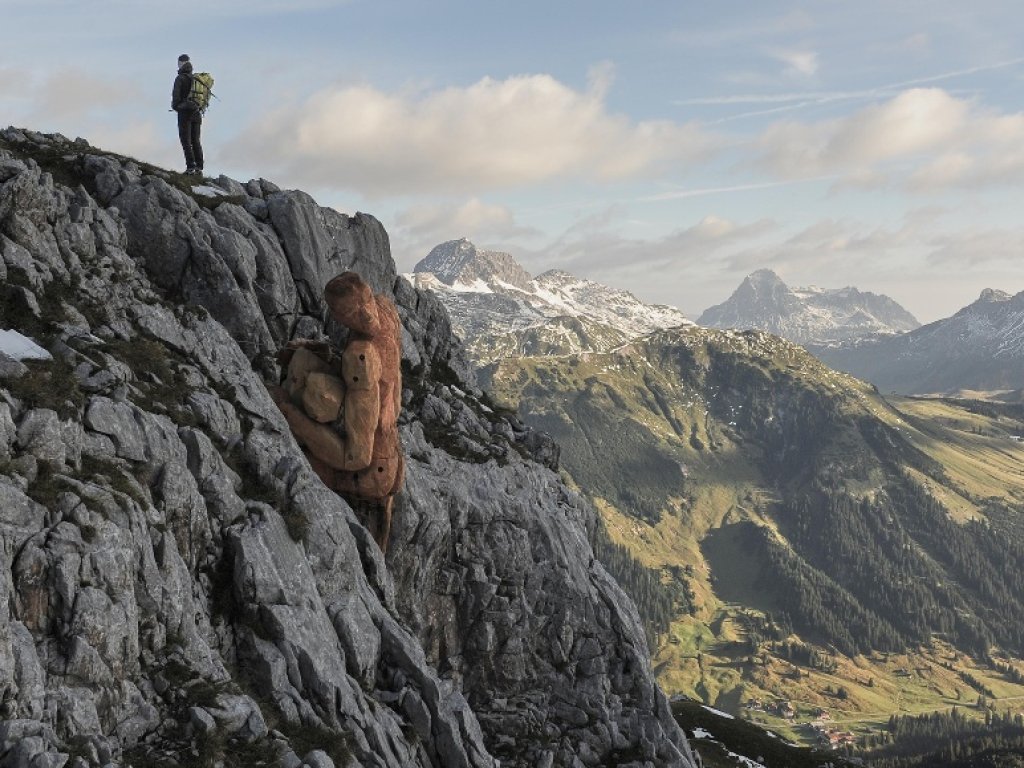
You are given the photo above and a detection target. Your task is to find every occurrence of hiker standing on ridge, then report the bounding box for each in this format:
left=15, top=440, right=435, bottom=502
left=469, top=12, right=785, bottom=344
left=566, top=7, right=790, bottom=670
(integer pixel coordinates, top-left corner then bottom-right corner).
left=171, top=54, right=204, bottom=175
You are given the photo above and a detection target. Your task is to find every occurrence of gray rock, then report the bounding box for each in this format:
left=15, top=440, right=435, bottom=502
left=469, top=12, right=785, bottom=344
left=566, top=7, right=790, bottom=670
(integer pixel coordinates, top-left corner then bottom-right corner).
left=0, top=718, right=55, bottom=745
left=0, top=477, right=46, bottom=530
left=52, top=686, right=102, bottom=739
left=3, top=736, right=50, bottom=766
left=400, top=688, right=432, bottom=742
left=16, top=409, right=65, bottom=467
left=212, top=175, right=248, bottom=197
left=328, top=593, right=380, bottom=689
left=3, top=285, right=42, bottom=321
left=189, top=706, right=217, bottom=735
left=302, top=750, right=335, bottom=768
left=11, top=621, right=45, bottom=719
left=84, top=397, right=146, bottom=462
left=0, top=158, right=27, bottom=183
left=0, top=352, right=28, bottom=380
left=0, top=402, right=16, bottom=457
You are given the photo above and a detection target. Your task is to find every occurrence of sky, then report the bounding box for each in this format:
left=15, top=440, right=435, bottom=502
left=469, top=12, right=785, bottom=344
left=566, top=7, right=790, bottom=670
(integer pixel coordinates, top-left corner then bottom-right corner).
left=2, top=0, right=1023, bottom=322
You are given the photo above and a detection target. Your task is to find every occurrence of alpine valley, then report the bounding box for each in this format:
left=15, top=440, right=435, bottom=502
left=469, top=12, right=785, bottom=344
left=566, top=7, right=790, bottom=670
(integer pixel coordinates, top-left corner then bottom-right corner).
left=414, top=240, right=1024, bottom=756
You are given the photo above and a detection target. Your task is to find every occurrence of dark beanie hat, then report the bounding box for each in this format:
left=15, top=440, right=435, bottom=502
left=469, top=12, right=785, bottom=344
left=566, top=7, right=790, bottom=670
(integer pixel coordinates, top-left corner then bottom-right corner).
left=178, top=54, right=190, bottom=63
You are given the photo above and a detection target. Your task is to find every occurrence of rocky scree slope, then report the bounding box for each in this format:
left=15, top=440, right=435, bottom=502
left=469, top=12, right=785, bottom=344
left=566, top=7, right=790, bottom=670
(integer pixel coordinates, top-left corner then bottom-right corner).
left=700, top=269, right=919, bottom=346
left=0, top=129, right=698, bottom=768
left=410, top=239, right=693, bottom=365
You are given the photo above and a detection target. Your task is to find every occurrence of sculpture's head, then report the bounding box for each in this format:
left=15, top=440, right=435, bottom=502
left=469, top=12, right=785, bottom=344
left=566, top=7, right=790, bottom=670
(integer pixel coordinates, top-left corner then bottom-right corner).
left=325, top=272, right=380, bottom=336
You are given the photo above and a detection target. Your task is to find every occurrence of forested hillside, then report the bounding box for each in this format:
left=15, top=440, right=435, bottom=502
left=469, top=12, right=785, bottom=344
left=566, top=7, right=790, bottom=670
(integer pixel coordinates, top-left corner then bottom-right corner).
left=485, top=324, right=1024, bottom=739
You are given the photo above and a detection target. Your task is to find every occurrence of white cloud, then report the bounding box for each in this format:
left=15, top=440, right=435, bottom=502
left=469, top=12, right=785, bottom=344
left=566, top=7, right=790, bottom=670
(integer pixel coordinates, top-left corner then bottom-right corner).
left=523, top=213, right=778, bottom=315
left=32, top=69, right=143, bottom=120
left=900, top=32, right=931, bottom=54
left=97, top=120, right=180, bottom=168
left=0, top=66, right=144, bottom=123
left=756, top=87, right=1024, bottom=190
left=925, top=228, right=1024, bottom=266
left=770, top=48, right=819, bottom=77
left=719, top=208, right=1023, bottom=289
left=682, top=58, right=1024, bottom=125
left=758, top=88, right=962, bottom=177
left=0, top=68, right=31, bottom=98
left=391, top=198, right=539, bottom=269
left=537, top=212, right=777, bottom=276
left=225, top=72, right=717, bottom=195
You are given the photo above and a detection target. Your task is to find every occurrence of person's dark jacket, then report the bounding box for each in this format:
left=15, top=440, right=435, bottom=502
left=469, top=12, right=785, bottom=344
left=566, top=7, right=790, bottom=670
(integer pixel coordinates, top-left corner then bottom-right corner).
left=171, top=61, right=196, bottom=112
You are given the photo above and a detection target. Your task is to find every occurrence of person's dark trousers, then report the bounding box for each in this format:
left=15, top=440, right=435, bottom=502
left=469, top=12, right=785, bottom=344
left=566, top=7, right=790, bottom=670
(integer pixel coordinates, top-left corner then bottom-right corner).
left=177, top=110, right=204, bottom=172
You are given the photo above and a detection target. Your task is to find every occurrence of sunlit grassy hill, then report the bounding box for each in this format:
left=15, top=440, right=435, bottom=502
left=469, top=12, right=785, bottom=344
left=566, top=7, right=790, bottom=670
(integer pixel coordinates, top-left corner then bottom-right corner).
left=485, top=324, right=1024, bottom=743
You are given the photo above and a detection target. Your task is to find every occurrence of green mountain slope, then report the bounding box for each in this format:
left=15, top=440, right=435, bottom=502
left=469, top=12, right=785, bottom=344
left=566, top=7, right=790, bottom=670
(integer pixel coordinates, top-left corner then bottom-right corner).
left=484, top=325, right=1024, bottom=740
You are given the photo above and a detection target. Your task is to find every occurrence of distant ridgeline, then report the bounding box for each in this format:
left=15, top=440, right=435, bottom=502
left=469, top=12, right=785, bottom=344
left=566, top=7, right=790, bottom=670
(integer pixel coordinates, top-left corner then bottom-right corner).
left=812, top=288, right=1024, bottom=396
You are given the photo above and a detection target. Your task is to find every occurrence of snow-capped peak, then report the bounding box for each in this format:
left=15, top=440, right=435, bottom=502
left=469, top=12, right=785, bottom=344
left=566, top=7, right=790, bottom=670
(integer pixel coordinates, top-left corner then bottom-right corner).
left=408, top=239, right=693, bottom=365
left=414, top=239, right=533, bottom=291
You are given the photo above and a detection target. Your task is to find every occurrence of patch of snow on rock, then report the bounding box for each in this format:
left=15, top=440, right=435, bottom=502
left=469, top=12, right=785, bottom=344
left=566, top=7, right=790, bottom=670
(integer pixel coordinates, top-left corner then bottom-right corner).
left=701, top=705, right=735, bottom=720
left=0, top=329, right=51, bottom=360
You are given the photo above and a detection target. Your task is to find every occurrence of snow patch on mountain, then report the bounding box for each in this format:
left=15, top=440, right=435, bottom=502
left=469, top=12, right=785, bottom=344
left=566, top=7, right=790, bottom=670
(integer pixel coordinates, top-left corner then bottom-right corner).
left=410, top=239, right=693, bottom=363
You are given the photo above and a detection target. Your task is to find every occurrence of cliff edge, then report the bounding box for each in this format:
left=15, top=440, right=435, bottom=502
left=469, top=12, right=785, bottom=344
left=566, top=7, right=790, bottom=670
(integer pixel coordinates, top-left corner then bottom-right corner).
left=0, top=129, right=697, bottom=768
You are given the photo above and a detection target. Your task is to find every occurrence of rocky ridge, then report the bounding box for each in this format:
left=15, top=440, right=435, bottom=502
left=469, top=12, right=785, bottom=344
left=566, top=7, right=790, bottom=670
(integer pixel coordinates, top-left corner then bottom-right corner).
left=409, top=239, right=693, bottom=365
left=699, top=269, right=919, bottom=346
left=813, top=287, right=1024, bottom=395
left=0, top=129, right=697, bottom=768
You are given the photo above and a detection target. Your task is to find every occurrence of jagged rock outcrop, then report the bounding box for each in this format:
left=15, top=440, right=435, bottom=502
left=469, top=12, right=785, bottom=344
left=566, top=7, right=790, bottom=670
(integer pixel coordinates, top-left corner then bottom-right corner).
left=0, top=129, right=697, bottom=767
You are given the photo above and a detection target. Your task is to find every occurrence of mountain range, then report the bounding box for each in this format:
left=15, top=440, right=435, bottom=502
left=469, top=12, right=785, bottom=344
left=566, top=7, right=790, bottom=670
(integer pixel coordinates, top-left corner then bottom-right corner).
left=702, top=269, right=1024, bottom=396
left=812, top=288, right=1024, bottom=395
left=699, top=268, right=920, bottom=346
left=412, top=239, right=1024, bottom=748
left=409, top=239, right=692, bottom=364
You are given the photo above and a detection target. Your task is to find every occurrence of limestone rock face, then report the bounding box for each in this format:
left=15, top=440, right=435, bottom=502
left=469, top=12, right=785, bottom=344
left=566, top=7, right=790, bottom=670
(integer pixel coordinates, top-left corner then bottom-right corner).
left=0, top=128, right=697, bottom=768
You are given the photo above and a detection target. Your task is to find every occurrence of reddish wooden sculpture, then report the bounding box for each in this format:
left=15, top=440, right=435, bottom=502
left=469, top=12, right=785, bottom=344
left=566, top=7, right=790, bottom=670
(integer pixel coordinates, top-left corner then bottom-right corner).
left=272, top=272, right=403, bottom=553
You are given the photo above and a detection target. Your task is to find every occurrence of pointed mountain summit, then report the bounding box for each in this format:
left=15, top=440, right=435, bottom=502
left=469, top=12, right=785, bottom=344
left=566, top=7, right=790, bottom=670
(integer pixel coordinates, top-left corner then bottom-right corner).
left=699, top=269, right=919, bottom=345
left=410, top=239, right=692, bottom=364
left=699, top=269, right=804, bottom=328
left=815, top=287, right=1024, bottom=394
left=415, top=238, right=533, bottom=290
left=975, top=287, right=1013, bottom=304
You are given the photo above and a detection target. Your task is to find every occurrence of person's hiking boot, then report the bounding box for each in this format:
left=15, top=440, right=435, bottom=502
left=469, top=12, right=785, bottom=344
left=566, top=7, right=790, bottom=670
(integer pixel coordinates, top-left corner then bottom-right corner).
left=184, top=167, right=198, bottom=176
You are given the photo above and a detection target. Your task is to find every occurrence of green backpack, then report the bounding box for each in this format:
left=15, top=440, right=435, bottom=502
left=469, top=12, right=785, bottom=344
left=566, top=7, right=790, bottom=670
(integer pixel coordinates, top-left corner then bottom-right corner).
left=188, top=72, right=215, bottom=113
